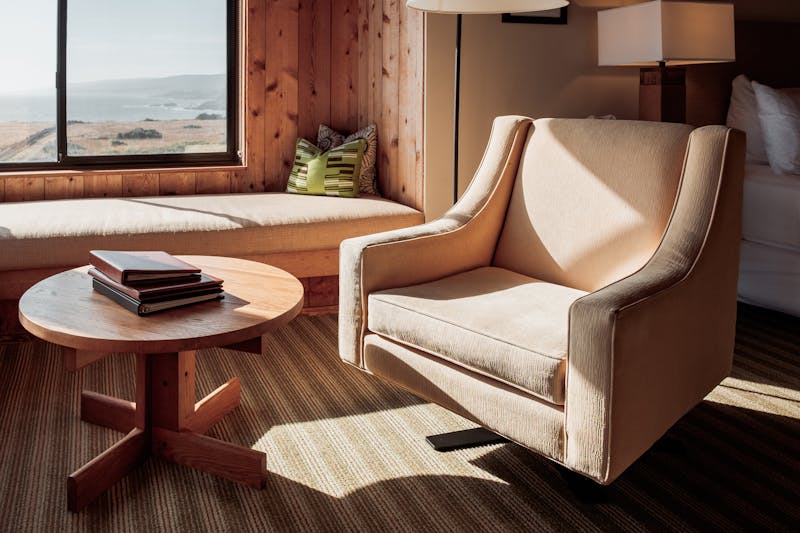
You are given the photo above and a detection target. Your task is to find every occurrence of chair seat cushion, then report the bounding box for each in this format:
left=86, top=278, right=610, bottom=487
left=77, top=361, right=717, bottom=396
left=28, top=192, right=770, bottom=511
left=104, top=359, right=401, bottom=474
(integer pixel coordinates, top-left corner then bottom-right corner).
left=368, top=267, right=587, bottom=404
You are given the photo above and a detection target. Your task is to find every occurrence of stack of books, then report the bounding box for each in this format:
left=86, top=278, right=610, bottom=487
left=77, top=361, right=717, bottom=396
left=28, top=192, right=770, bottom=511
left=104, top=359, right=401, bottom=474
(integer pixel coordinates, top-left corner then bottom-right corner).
left=89, top=250, right=224, bottom=316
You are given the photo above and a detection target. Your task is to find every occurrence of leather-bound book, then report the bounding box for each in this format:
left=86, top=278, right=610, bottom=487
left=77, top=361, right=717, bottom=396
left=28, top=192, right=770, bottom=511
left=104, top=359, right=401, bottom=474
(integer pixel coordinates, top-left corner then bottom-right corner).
left=89, top=250, right=201, bottom=284
left=92, top=279, right=224, bottom=316
left=88, top=268, right=223, bottom=301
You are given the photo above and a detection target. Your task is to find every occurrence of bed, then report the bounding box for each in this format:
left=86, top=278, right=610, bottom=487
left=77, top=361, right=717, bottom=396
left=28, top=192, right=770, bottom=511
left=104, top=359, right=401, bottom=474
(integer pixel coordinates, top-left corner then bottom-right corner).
left=686, top=20, right=800, bottom=317
left=738, top=164, right=800, bottom=315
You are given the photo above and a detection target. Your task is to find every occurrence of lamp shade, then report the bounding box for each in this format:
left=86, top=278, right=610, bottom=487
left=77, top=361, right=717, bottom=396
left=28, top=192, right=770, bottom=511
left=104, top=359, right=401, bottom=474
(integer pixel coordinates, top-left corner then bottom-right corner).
left=406, top=0, right=568, bottom=14
left=598, top=1, right=735, bottom=66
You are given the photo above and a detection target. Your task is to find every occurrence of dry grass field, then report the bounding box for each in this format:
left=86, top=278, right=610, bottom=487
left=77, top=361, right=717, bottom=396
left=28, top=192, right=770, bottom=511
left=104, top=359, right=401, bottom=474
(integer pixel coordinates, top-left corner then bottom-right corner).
left=0, top=118, right=226, bottom=162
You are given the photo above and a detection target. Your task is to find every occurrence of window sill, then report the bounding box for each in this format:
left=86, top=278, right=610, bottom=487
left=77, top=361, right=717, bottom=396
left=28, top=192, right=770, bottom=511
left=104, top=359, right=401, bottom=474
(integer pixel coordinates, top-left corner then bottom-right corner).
left=0, top=164, right=247, bottom=178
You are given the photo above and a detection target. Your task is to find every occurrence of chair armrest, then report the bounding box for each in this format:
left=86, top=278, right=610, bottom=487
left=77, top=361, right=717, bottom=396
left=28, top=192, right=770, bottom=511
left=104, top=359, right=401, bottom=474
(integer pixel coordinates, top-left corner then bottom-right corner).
left=339, top=116, right=533, bottom=367
left=565, top=126, right=745, bottom=483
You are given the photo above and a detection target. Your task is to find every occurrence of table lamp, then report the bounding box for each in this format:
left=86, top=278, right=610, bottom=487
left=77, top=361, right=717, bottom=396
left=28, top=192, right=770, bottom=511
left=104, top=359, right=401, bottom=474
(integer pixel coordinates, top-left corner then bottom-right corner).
left=407, top=0, right=569, bottom=204
left=598, top=0, right=735, bottom=123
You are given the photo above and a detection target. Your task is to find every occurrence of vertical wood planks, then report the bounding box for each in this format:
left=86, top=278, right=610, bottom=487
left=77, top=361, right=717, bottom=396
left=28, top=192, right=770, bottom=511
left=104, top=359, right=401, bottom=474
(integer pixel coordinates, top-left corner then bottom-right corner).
left=397, top=4, right=414, bottom=208
left=357, top=0, right=424, bottom=211
left=84, top=175, right=123, bottom=198
left=233, top=0, right=268, bottom=194
left=380, top=0, right=400, bottom=201
left=357, top=0, right=371, bottom=129
left=264, top=0, right=300, bottom=191
left=398, top=5, right=424, bottom=210
left=298, top=0, right=332, bottom=141
left=44, top=176, right=84, bottom=200
left=331, top=0, right=359, bottom=133
left=159, top=172, right=197, bottom=196
left=196, top=171, right=231, bottom=194
left=124, top=173, right=159, bottom=197
left=4, top=177, right=44, bottom=202
left=4, top=179, right=22, bottom=202
left=368, top=1, right=384, bottom=192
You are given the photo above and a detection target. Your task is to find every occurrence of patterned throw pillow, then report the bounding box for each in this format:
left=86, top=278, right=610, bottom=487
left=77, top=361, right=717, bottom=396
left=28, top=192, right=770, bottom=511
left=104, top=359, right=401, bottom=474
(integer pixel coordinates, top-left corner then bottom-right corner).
left=318, top=123, right=379, bottom=195
left=317, top=125, right=345, bottom=151
left=287, top=138, right=366, bottom=198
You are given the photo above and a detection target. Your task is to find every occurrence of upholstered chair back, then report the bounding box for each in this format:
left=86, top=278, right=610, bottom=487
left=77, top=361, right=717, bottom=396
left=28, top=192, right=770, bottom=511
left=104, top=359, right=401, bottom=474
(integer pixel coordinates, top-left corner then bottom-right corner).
left=493, top=118, right=695, bottom=292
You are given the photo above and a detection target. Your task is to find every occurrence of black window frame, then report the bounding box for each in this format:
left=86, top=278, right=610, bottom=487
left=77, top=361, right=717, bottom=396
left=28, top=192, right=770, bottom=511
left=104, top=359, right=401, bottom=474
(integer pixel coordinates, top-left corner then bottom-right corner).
left=0, top=0, right=240, bottom=173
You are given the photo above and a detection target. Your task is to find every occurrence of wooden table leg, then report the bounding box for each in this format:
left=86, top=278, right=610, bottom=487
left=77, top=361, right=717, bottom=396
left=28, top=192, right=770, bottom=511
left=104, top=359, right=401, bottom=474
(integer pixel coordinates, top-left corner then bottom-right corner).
left=68, top=428, right=148, bottom=512
left=183, top=377, right=241, bottom=434
left=222, top=336, right=264, bottom=355
left=145, top=350, right=266, bottom=486
left=70, top=348, right=265, bottom=511
left=80, top=391, right=136, bottom=433
left=152, top=427, right=267, bottom=489
left=63, top=347, right=111, bottom=372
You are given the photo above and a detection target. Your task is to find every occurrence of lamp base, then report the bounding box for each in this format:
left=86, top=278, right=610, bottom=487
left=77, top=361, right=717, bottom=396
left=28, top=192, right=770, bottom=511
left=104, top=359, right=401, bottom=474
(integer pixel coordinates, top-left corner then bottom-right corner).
left=639, top=67, right=686, bottom=124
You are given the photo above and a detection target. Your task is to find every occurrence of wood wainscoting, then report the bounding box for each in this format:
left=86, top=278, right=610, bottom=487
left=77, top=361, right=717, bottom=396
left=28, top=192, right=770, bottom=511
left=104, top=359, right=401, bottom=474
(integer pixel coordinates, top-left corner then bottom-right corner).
left=0, top=0, right=425, bottom=211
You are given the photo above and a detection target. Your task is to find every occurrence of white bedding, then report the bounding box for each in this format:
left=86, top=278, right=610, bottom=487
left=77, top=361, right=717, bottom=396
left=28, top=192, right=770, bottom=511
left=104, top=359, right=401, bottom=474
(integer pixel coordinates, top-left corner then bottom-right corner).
left=742, top=163, right=800, bottom=251
left=739, top=240, right=800, bottom=316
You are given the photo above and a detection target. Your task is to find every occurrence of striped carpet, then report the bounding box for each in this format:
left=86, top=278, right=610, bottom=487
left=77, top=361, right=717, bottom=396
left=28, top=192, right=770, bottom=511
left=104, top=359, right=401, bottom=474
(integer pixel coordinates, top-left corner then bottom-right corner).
left=0, top=304, right=797, bottom=532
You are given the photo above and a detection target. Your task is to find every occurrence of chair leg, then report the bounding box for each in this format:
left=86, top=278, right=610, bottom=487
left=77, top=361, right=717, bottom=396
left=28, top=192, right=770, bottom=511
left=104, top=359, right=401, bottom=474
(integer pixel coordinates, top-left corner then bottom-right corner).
left=426, top=427, right=508, bottom=452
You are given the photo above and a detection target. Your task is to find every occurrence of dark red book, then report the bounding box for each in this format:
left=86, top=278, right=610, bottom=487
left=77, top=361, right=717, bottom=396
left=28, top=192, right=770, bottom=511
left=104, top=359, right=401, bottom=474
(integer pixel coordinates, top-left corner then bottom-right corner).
left=88, top=268, right=223, bottom=302
left=89, top=250, right=201, bottom=284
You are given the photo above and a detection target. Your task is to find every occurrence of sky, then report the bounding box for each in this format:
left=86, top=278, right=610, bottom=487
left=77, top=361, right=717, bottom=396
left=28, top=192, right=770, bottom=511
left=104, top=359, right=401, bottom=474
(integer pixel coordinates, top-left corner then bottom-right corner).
left=0, top=0, right=227, bottom=94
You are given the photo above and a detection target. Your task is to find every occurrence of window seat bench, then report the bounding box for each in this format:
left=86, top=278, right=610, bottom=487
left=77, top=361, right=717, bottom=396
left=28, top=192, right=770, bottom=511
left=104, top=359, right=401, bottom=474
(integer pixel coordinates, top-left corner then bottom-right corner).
left=0, top=192, right=423, bottom=335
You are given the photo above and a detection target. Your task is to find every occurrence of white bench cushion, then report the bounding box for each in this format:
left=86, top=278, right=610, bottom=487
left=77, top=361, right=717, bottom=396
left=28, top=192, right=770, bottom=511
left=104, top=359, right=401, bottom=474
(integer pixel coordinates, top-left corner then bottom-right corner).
left=0, top=193, right=423, bottom=271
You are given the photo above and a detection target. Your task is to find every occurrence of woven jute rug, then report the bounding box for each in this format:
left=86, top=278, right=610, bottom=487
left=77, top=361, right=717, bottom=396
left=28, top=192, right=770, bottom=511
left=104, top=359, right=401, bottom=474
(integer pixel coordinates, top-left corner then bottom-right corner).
left=0, top=305, right=797, bottom=532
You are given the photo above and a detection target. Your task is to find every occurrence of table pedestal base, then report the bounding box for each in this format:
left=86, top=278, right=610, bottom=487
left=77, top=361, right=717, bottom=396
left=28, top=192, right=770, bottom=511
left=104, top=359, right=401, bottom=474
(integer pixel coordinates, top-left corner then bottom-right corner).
left=68, top=349, right=266, bottom=512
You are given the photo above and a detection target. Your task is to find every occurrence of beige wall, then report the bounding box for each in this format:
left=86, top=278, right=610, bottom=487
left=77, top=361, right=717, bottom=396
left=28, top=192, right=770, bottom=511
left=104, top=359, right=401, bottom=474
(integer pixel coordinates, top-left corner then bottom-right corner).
left=424, top=0, right=800, bottom=220
left=425, top=3, right=640, bottom=220
left=424, top=14, right=458, bottom=221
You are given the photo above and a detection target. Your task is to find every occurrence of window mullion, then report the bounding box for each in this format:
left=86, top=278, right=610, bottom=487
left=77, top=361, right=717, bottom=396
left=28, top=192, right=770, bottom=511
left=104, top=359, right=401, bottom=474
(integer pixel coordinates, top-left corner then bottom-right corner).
left=56, top=0, right=67, bottom=164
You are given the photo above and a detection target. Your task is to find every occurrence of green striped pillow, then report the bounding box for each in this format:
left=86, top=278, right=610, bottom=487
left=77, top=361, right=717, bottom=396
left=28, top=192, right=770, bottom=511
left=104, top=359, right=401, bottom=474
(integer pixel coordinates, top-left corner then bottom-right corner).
left=287, top=138, right=366, bottom=198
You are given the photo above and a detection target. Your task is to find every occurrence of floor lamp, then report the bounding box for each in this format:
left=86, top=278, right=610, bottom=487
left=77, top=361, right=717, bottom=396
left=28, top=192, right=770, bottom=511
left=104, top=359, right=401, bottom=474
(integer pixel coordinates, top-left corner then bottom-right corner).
left=407, top=0, right=569, bottom=205
left=404, top=0, right=568, bottom=452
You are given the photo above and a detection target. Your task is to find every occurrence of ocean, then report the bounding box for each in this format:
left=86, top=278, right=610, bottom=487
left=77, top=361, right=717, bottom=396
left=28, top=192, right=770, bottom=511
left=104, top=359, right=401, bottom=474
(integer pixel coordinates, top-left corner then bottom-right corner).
left=0, top=75, right=227, bottom=123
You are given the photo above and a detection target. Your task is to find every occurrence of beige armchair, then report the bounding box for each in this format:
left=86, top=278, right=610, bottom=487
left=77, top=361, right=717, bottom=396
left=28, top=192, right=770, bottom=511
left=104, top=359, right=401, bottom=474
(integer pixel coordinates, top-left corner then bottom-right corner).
left=339, top=116, right=745, bottom=484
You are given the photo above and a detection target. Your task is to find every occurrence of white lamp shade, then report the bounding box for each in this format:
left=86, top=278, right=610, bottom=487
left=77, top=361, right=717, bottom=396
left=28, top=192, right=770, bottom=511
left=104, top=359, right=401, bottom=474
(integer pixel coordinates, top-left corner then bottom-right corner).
left=406, top=0, right=568, bottom=14
left=598, top=1, right=735, bottom=66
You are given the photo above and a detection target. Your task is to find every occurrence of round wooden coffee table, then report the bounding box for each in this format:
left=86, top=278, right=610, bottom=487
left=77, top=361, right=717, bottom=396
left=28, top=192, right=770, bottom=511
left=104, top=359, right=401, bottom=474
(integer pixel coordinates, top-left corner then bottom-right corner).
left=18, top=256, right=304, bottom=512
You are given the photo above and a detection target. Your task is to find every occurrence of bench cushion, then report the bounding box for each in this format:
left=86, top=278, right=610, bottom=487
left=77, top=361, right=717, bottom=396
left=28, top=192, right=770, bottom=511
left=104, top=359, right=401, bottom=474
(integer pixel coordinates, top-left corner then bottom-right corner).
left=0, top=193, right=423, bottom=271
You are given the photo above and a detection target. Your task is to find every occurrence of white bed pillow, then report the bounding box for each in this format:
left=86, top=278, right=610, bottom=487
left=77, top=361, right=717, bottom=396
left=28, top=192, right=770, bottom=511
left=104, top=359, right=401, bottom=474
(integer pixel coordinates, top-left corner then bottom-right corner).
left=752, top=80, right=800, bottom=175
left=726, top=75, right=769, bottom=164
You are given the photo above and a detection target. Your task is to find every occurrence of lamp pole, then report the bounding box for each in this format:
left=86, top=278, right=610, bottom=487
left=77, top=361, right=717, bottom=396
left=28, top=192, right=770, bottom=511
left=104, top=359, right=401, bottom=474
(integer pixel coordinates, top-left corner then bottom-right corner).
left=406, top=0, right=570, bottom=205
left=453, top=13, right=462, bottom=205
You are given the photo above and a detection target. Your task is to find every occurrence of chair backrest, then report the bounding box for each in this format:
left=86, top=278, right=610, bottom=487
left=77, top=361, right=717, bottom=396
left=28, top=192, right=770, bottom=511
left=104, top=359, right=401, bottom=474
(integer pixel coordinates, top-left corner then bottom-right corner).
left=493, top=118, right=694, bottom=292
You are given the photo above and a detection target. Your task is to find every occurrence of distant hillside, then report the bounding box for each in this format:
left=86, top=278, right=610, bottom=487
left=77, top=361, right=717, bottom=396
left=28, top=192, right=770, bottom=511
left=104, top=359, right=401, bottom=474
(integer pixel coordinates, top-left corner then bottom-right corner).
left=69, top=74, right=226, bottom=100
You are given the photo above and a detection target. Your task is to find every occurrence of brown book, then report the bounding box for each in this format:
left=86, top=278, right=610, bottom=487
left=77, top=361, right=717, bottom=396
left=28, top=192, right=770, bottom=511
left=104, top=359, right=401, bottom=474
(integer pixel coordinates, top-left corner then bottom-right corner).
left=88, top=268, right=223, bottom=302
left=92, top=279, right=223, bottom=316
left=89, top=250, right=201, bottom=284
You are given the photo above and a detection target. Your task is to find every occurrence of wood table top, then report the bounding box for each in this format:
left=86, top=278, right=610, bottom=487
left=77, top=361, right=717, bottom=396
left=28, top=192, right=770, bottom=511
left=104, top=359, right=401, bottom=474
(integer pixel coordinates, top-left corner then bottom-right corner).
left=19, top=255, right=305, bottom=353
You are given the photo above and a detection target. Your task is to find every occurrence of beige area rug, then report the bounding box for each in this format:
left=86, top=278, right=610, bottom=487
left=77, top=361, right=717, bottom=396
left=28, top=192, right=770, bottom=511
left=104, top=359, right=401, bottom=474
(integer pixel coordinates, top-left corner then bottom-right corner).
left=0, top=305, right=798, bottom=532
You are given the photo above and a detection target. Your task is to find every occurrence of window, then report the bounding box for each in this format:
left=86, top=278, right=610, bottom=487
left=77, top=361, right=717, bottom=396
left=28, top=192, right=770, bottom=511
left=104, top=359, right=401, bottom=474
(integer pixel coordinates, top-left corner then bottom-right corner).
left=0, top=0, right=238, bottom=171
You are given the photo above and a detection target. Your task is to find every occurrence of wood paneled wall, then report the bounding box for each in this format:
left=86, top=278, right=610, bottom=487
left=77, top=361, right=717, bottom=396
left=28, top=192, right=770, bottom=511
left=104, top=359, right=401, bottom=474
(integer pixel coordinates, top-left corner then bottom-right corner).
left=359, top=0, right=425, bottom=210
left=0, top=0, right=425, bottom=211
